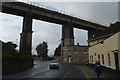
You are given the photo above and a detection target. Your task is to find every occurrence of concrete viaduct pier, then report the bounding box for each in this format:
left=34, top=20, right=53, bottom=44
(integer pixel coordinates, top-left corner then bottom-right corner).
left=19, top=12, right=33, bottom=54
left=1, top=2, right=108, bottom=55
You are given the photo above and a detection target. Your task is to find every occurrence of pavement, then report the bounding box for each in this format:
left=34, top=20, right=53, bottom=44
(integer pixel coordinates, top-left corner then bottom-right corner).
left=77, top=64, right=120, bottom=78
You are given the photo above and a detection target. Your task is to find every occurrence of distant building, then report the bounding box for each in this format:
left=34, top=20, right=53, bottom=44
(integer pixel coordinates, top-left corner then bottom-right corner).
left=60, top=23, right=88, bottom=64
left=62, top=43, right=88, bottom=64
left=88, top=22, right=120, bottom=71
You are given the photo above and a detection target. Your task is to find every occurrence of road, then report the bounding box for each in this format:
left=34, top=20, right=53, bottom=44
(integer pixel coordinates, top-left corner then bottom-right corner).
left=2, top=60, right=86, bottom=79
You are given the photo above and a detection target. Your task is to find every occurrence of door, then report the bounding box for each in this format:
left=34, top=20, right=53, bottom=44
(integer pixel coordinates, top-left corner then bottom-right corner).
left=114, top=53, right=119, bottom=72
left=68, top=56, right=71, bottom=63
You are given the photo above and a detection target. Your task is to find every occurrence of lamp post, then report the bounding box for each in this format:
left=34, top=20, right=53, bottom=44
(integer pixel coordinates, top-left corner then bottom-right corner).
left=89, top=40, right=104, bottom=47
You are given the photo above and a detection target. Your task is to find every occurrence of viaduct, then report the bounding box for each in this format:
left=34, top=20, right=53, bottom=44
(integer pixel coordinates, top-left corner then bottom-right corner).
left=0, top=1, right=108, bottom=55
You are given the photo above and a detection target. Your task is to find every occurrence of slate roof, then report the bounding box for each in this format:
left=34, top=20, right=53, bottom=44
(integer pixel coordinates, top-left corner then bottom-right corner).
left=88, top=21, right=120, bottom=42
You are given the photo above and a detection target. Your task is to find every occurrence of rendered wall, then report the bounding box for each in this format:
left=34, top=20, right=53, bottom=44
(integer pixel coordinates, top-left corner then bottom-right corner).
left=118, top=32, right=120, bottom=70
left=89, top=32, right=119, bottom=70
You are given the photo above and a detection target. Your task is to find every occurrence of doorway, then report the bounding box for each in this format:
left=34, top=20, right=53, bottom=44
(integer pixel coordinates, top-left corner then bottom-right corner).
left=114, top=52, right=119, bottom=72
left=68, top=56, right=71, bottom=63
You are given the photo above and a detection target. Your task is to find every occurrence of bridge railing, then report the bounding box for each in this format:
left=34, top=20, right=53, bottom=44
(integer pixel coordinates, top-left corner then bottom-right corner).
left=16, top=0, right=108, bottom=27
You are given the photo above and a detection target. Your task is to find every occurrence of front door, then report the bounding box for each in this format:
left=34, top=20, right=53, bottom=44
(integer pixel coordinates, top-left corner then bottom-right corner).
left=114, top=53, right=119, bottom=72
left=68, top=56, right=71, bottom=63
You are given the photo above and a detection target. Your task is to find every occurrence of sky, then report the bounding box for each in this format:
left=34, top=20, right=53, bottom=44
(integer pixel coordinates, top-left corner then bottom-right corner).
left=0, top=1, right=118, bottom=56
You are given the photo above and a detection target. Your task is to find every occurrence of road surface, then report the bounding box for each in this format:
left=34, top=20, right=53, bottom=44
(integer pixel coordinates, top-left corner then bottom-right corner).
left=3, top=60, right=86, bottom=79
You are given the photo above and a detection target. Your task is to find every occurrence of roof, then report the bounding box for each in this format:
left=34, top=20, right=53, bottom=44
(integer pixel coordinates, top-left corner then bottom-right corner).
left=88, top=21, right=120, bottom=42
left=66, top=45, right=88, bottom=48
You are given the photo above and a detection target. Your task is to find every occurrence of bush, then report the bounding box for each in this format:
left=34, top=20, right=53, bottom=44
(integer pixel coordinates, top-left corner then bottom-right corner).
left=2, top=53, right=34, bottom=75
left=2, top=53, right=33, bottom=62
left=2, top=53, right=15, bottom=60
left=17, top=54, right=33, bottom=61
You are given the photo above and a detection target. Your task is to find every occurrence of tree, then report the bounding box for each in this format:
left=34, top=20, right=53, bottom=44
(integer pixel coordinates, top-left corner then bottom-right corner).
left=54, top=44, right=61, bottom=56
left=36, top=41, right=48, bottom=61
left=2, top=41, right=18, bottom=54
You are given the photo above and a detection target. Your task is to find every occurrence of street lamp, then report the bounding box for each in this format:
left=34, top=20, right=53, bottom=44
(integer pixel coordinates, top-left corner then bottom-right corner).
left=89, top=40, right=104, bottom=47
left=98, top=40, right=104, bottom=44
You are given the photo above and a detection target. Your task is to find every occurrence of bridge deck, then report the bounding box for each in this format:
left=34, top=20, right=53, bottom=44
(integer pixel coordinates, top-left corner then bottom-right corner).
left=0, top=2, right=108, bottom=31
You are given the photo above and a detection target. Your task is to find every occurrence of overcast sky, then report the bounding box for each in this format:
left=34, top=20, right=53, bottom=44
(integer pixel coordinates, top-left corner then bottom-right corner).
left=0, top=1, right=118, bottom=56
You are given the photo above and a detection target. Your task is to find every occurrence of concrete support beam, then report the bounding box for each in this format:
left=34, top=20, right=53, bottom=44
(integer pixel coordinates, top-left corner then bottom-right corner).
left=19, top=12, right=33, bottom=55
left=1, top=2, right=107, bottom=31
left=61, top=23, right=74, bottom=46
left=62, top=23, right=74, bottom=39
left=88, top=30, right=102, bottom=40
left=61, top=23, right=74, bottom=62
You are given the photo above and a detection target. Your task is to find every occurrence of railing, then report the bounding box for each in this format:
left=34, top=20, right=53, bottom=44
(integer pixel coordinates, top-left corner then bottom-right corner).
left=16, top=0, right=108, bottom=27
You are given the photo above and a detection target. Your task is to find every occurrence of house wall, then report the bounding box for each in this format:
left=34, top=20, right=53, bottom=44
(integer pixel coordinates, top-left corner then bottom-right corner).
left=62, top=46, right=88, bottom=64
left=89, top=32, right=119, bottom=70
left=118, top=32, right=120, bottom=70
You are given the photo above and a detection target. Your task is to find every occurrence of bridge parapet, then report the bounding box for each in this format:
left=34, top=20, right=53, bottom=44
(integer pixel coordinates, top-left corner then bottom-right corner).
left=18, top=0, right=108, bottom=27
left=1, top=2, right=108, bottom=31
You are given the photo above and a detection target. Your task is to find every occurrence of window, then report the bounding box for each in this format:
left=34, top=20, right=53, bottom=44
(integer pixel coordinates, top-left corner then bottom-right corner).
left=91, top=55, right=93, bottom=63
left=94, top=53, right=97, bottom=61
left=64, top=49, right=68, bottom=53
left=101, top=54, right=104, bottom=64
left=76, top=57, right=79, bottom=60
left=74, top=48, right=79, bottom=53
left=83, top=49, right=87, bottom=53
left=108, top=54, right=111, bottom=66
left=89, top=56, right=91, bottom=62
left=98, top=55, right=100, bottom=62
left=68, top=49, right=71, bottom=53
left=90, top=56, right=92, bottom=62
left=94, top=53, right=96, bottom=56
left=90, top=55, right=93, bottom=63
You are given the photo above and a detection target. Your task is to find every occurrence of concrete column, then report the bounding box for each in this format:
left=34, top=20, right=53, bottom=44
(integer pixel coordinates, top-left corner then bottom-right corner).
left=61, top=23, right=74, bottom=46
left=61, top=23, right=74, bottom=63
left=88, top=30, right=102, bottom=40
left=19, top=12, right=33, bottom=55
